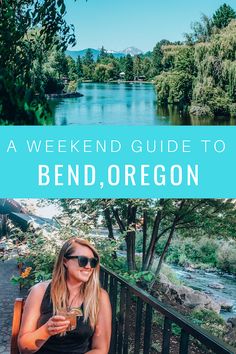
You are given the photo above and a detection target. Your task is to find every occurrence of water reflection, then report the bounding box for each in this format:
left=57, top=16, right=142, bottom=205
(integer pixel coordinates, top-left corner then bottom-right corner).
left=49, top=83, right=234, bottom=126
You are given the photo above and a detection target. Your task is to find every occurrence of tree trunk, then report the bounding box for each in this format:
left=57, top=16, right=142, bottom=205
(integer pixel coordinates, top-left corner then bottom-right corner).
left=112, top=207, right=126, bottom=233
left=126, top=204, right=137, bottom=272
left=103, top=207, right=117, bottom=259
left=154, top=200, right=185, bottom=276
left=155, top=222, right=176, bottom=276
left=104, top=207, right=115, bottom=240
left=142, top=211, right=147, bottom=270
left=1, top=215, right=7, bottom=237
left=142, top=200, right=165, bottom=270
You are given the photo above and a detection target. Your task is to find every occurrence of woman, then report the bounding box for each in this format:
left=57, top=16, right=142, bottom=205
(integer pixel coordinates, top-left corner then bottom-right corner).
left=18, top=237, right=112, bottom=354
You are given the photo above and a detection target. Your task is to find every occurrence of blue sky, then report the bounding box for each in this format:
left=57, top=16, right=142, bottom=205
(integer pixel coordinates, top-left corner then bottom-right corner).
left=65, top=0, right=236, bottom=52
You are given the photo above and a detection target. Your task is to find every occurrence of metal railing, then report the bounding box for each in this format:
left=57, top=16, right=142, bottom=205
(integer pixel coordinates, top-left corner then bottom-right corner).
left=100, top=266, right=235, bottom=354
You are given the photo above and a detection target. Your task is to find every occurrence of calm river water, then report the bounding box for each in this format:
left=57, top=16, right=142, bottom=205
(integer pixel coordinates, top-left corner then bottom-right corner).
left=50, top=83, right=236, bottom=126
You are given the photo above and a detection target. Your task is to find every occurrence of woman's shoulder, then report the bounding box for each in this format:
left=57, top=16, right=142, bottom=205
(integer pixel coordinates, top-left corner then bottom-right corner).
left=28, top=280, right=51, bottom=298
left=99, top=288, right=111, bottom=304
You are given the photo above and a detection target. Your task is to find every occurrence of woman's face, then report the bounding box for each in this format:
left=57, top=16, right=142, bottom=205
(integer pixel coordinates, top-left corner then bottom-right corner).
left=64, top=243, right=96, bottom=283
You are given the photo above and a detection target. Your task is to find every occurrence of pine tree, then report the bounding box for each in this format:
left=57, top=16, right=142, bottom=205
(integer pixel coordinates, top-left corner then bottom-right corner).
left=76, top=55, right=83, bottom=78
left=125, top=54, right=134, bottom=81
left=212, top=3, right=236, bottom=29
left=152, top=39, right=170, bottom=76
left=100, top=46, right=107, bottom=60
left=83, top=48, right=94, bottom=66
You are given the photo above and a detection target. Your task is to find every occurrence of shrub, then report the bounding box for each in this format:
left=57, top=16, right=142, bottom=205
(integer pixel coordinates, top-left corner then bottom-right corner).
left=156, top=71, right=193, bottom=104
left=190, top=309, right=227, bottom=338
left=229, top=103, right=236, bottom=117
left=66, top=80, right=78, bottom=93
left=189, top=104, right=214, bottom=119
left=44, top=76, right=64, bottom=94
left=217, top=241, right=236, bottom=274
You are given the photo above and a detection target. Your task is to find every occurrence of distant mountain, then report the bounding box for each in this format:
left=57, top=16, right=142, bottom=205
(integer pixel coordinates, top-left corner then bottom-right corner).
left=66, top=47, right=144, bottom=60
left=122, top=47, right=143, bottom=56
left=66, top=48, right=125, bottom=60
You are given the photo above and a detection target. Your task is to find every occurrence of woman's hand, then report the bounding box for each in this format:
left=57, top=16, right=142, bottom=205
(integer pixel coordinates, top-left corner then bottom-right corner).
left=46, top=315, right=70, bottom=336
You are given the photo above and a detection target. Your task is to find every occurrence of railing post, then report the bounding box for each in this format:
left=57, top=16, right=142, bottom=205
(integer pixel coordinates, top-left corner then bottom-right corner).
left=123, top=288, right=131, bottom=354
left=179, top=330, right=189, bottom=354
left=104, top=271, right=109, bottom=291
left=134, top=298, right=143, bottom=354
left=100, top=265, right=235, bottom=354
left=143, top=303, right=153, bottom=354
left=117, top=285, right=126, bottom=354
left=162, top=317, right=172, bottom=354
left=109, top=277, right=118, bottom=354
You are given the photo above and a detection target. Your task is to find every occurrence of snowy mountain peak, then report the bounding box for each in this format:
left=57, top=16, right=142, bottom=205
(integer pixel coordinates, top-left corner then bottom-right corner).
left=122, top=47, right=143, bottom=56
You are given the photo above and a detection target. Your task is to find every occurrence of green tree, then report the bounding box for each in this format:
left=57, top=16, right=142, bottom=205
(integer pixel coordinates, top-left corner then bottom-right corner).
left=76, top=56, right=84, bottom=79
left=66, top=56, right=78, bottom=81
left=212, top=3, right=236, bottom=29
left=70, top=199, right=236, bottom=276
left=125, top=54, right=134, bottom=81
left=0, top=0, right=76, bottom=124
left=133, top=55, right=142, bottom=80
left=141, top=57, right=152, bottom=80
left=156, top=46, right=195, bottom=104
left=152, top=39, right=170, bottom=76
left=94, top=64, right=109, bottom=82
left=98, top=46, right=108, bottom=62
left=83, top=48, right=94, bottom=66
left=184, top=14, right=213, bottom=44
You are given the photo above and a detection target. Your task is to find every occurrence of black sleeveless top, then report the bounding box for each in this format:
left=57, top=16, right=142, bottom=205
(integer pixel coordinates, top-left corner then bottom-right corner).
left=36, top=284, right=94, bottom=354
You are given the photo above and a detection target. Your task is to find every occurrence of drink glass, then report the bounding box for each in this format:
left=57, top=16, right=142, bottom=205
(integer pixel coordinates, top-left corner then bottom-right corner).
left=58, top=308, right=82, bottom=331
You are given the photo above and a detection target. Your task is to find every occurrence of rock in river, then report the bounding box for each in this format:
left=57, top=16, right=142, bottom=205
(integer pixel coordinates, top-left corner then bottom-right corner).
left=208, top=282, right=225, bottom=289
left=159, top=274, right=221, bottom=313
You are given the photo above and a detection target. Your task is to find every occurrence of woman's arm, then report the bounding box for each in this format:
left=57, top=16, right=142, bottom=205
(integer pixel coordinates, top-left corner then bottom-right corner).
left=18, top=282, right=70, bottom=354
left=86, top=289, right=112, bottom=354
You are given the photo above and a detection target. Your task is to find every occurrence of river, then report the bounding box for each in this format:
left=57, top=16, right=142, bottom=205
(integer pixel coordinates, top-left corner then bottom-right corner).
left=171, top=265, right=236, bottom=320
left=50, top=82, right=236, bottom=126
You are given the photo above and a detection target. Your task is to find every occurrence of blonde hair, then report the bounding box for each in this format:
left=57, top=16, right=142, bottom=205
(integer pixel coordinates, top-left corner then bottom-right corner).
left=51, top=237, right=101, bottom=329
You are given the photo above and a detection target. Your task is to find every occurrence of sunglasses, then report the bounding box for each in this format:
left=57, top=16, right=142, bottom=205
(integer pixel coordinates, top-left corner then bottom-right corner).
left=65, top=255, right=99, bottom=268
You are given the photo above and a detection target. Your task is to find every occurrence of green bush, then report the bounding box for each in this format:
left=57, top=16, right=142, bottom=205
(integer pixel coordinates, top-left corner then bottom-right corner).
left=217, top=241, right=236, bottom=274
left=156, top=71, right=193, bottom=104
left=44, top=76, right=64, bottom=94
left=163, top=236, right=222, bottom=270
left=192, top=79, right=231, bottom=116
left=189, top=104, right=214, bottom=119
left=190, top=309, right=227, bottom=338
left=229, top=103, right=236, bottom=117
left=66, top=80, right=78, bottom=93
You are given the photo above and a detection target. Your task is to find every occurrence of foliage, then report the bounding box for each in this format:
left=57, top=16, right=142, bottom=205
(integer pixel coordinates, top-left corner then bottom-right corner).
left=156, top=5, right=236, bottom=119
left=83, top=48, right=94, bottom=66
left=212, top=4, right=236, bottom=29
left=156, top=70, right=193, bottom=104
left=120, top=270, right=155, bottom=286
left=217, top=241, right=236, bottom=274
left=76, top=56, right=84, bottom=79
left=67, top=199, right=236, bottom=278
left=66, top=80, right=78, bottom=93
left=156, top=46, right=195, bottom=104
left=157, top=235, right=236, bottom=275
left=0, top=0, right=76, bottom=124
left=152, top=39, right=171, bottom=76
left=94, top=64, right=110, bottom=83
left=190, top=309, right=227, bottom=338
left=184, top=14, right=213, bottom=44
left=189, top=105, right=214, bottom=119
left=190, top=20, right=236, bottom=117
left=125, top=54, right=134, bottom=81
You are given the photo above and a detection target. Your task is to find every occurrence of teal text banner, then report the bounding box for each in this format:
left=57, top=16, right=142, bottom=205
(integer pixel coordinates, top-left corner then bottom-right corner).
left=0, top=126, right=234, bottom=198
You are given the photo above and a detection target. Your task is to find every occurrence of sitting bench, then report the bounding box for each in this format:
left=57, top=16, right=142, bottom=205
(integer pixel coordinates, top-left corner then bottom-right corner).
left=11, top=298, right=24, bottom=354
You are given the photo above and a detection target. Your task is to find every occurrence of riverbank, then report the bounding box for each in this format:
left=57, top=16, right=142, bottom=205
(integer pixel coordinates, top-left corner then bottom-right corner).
left=81, top=79, right=154, bottom=84
left=46, top=92, right=83, bottom=99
